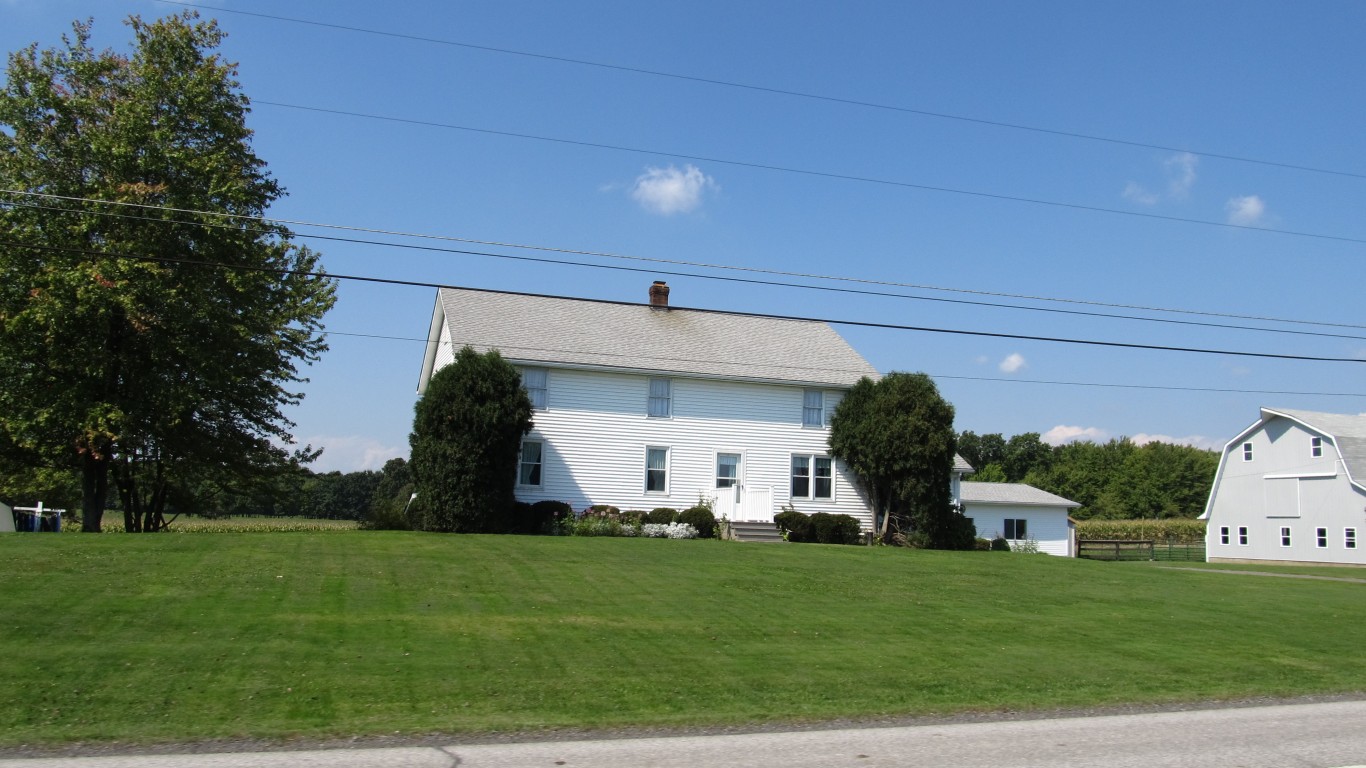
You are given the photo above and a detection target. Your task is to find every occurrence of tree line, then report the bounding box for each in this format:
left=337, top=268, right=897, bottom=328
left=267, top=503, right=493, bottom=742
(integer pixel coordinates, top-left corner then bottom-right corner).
left=956, top=431, right=1219, bottom=519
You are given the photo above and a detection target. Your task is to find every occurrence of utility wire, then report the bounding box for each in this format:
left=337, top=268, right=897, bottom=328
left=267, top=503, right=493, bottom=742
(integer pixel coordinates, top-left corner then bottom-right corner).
left=5, top=237, right=1365, bottom=366
left=157, top=0, right=1366, bottom=181
left=7, top=198, right=1366, bottom=342
left=324, top=329, right=1366, bottom=399
left=6, top=189, right=1365, bottom=334
left=252, top=99, right=1366, bottom=249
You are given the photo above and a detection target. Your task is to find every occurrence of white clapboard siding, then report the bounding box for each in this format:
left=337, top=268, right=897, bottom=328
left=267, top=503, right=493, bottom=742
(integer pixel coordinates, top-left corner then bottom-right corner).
left=965, top=504, right=1072, bottom=557
left=512, top=367, right=872, bottom=528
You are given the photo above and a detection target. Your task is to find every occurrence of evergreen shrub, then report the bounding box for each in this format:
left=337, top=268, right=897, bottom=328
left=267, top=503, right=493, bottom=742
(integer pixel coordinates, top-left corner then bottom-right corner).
left=678, top=506, right=717, bottom=538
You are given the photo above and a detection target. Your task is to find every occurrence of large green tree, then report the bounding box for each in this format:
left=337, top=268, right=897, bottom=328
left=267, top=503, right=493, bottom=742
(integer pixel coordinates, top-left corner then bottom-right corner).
left=829, top=372, right=968, bottom=547
left=409, top=347, right=533, bottom=533
left=0, top=13, right=335, bottom=531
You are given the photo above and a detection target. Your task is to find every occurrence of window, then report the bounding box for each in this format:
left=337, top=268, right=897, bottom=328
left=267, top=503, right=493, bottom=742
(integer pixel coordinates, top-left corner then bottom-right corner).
left=716, top=453, right=740, bottom=489
left=1238, top=526, right=1249, bottom=546
left=645, top=447, right=668, bottom=492
left=1311, top=436, right=1323, bottom=458
left=802, top=390, right=824, bottom=427
left=647, top=378, right=671, bottom=418
left=790, top=455, right=834, bottom=500
left=1220, top=526, right=1230, bottom=545
left=1316, top=527, right=1328, bottom=548
left=1242, top=442, right=1254, bottom=461
left=1347, top=528, right=1358, bottom=549
left=520, top=367, right=548, bottom=410
left=1280, top=526, right=1292, bottom=547
left=1005, top=518, right=1028, bottom=541
left=518, top=440, right=543, bottom=486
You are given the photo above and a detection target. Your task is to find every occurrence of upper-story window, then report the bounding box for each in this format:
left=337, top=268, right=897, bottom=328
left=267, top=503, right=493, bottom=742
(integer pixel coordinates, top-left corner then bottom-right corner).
left=1242, top=442, right=1254, bottom=462
left=1311, top=436, right=1323, bottom=458
left=520, top=367, right=548, bottom=410
left=647, top=378, right=671, bottom=418
left=802, top=390, right=824, bottom=427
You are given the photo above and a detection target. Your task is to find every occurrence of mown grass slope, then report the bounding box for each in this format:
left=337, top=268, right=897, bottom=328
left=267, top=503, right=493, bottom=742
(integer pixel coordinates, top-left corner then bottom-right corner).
left=1, top=532, right=1361, bottom=746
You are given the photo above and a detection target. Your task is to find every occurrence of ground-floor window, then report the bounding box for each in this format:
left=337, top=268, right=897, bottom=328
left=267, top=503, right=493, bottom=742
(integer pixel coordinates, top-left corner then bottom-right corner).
left=716, top=453, right=740, bottom=489
left=1238, top=526, right=1249, bottom=545
left=1280, top=526, right=1292, bottom=547
left=790, top=455, right=833, bottom=500
left=1347, top=528, right=1358, bottom=549
left=1004, top=518, right=1027, bottom=540
left=1316, top=527, right=1328, bottom=548
left=646, top=447, right=669, bottom=493
left=1220, top=526, right=1230, bottom=545
left=518, top=440, right=542, bottom=487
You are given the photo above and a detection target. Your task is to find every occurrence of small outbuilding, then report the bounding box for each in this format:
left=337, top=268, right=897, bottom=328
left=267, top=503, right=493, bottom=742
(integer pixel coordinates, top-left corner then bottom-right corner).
left=961, top=481, right=1080, bottom=556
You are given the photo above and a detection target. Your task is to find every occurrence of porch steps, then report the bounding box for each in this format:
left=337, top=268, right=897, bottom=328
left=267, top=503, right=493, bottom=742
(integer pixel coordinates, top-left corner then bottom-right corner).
left=728, top=521, right=784, bottom=543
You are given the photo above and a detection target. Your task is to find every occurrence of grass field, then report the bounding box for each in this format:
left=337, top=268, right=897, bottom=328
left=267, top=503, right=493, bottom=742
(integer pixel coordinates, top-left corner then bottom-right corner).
left=1, top=532, right=1362, bottom=747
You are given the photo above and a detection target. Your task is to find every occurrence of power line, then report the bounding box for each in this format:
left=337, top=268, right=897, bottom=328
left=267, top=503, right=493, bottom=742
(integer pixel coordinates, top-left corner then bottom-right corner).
left=157, top=0, right=1366, bottom=182
left=6, top=190, right=1365, bottom=338
left=323, top=329, right=1366, bottom=399
left=252, top=99, right=1366, bottom=249
left=5, top=237, right=1365, bottom=366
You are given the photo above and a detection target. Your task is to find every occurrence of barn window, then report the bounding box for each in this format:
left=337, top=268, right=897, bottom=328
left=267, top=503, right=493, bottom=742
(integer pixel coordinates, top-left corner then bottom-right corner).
left=1219, top=526, right=1230, bottom=545
left=1242, top=442, right=1254, bottom=462
left=1310, top=436, right=1323, bottom=458
left=1280, top=526, right=1292, bottom=547
left=1347, top=528, right=1358, bottom=549
left=1316, top=527, right=1328, bottom=548
left=1238, top=526, right=1249, bottom=545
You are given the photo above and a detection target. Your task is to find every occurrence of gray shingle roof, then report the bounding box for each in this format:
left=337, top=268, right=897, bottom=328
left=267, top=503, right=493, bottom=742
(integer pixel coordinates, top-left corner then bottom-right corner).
left=960, top=482, right=1080, bottom=508
left=432, top=287, right=878, bottom=388
left=1262, top=408, right=1366, bottom=486
left=953, top=454, right=975, bottom=473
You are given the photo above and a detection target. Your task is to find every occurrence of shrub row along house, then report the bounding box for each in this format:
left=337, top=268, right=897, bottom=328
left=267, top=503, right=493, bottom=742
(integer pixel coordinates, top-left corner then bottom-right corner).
left=1203, top=407, right=1366, bottom=566
left=417, top=282, right=1079, bottom=553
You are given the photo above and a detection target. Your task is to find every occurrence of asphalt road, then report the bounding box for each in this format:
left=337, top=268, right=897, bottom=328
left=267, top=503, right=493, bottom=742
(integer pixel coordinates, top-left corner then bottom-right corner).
left=3, top=699, right=1365, bottom=767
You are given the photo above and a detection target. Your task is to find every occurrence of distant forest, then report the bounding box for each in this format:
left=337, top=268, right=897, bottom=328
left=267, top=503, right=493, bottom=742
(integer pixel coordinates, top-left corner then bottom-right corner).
left=957, top=431, right=1219, bottom=519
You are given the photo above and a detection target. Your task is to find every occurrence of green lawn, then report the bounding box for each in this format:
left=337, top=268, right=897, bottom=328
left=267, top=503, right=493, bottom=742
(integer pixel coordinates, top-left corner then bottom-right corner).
left=1, top=533, right=1362, bottom=747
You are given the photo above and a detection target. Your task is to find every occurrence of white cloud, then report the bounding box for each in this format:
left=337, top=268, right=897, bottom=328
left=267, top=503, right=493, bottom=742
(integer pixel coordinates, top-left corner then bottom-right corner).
left=302, top=435, right=406, bottom=473
left=1042, top=425, right=1109, bottom=445
left=1165, top=152, right=1198, bottom=199
left=998, top=352, right=1027, bottom=373
left=1123, top=152, right=1197, bottom=205
left=1131, top=433, right=1222, bottom=451
left=1122, top=182, right=1159, bottom=205
left=630, top=164, right=717, bottom=215
left=1225, top=195, right=1266, bottom=226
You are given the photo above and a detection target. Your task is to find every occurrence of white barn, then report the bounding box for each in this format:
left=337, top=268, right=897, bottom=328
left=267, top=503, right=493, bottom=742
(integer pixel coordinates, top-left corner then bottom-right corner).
left=417, top=283, right=881, bottom=527
left=1202, top=407, right=1366, bottom=566
left=960, top=480, right=1079, bottom=557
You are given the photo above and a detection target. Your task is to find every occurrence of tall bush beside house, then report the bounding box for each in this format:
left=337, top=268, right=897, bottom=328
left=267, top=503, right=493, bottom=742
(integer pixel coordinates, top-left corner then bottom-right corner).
left=774, top=509, right=812, bottom=542
left=409, top=346, right=532, bottom=533
left=830, top=372, right=969, bottom=548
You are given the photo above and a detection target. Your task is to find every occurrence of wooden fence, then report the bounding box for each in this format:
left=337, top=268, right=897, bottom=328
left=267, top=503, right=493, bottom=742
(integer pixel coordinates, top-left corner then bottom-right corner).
left=1078, top=538, right=1205, bottom=562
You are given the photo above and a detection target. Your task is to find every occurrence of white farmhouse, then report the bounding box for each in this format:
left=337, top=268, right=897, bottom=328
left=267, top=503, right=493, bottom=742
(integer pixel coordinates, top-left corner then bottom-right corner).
left=1202, top=407, right=1366, bottom=566
left=417, top=282, right=880, bottom=527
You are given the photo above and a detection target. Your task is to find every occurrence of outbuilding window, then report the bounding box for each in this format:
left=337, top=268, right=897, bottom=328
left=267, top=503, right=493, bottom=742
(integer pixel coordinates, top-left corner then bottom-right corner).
left=1316, top=527, right=1328, bottom=548
left=1280, top=526, right=1292, bottom=547
left=1005, top=518, right=1028, bottom=541
left=1220, top=526, right=1230, bottom=545
left=1238, top=526, right=1249, bottom=545
left=1311, top=436, right=1323, bottom=458
left=1242, top=442, right=1254, bottom=462
left=1347, top=528, right=1358, bottom=549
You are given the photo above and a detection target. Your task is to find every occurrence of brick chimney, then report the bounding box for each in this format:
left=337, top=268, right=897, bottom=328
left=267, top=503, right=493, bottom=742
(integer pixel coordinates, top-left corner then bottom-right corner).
left=649, top=280, right=670, bottom=308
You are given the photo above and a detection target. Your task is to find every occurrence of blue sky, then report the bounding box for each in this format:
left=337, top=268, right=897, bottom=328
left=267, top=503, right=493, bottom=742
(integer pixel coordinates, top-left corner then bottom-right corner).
left=5, top=1, right=1365, bottom=472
